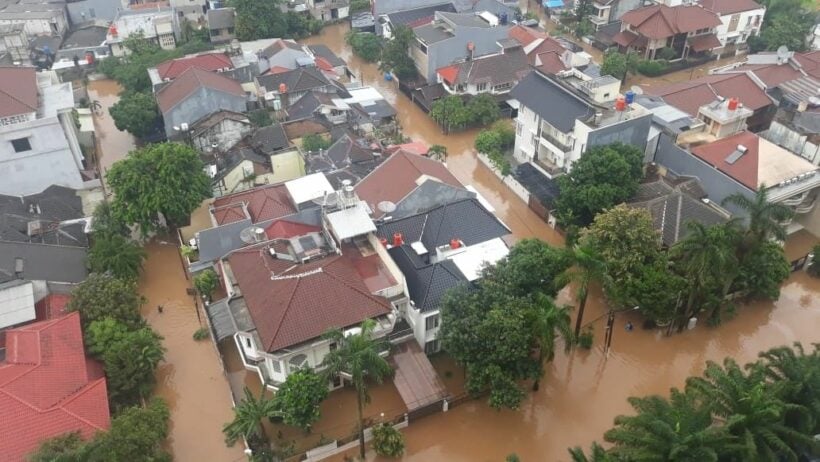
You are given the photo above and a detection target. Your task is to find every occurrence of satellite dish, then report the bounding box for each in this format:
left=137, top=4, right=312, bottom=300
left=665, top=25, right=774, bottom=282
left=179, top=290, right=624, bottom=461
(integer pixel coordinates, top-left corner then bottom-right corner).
left=776, top=45, right=790, bottom=61
left=630, top=85, right=643, bottom=95
left=239, top=226, right=266, bottom=244
left=377, top=201, right=396, bottom=213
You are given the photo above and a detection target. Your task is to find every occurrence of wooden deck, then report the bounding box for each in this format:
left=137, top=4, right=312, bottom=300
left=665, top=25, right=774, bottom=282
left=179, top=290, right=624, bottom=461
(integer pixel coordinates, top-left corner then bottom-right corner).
left=391, top=342, right=449, bottom=411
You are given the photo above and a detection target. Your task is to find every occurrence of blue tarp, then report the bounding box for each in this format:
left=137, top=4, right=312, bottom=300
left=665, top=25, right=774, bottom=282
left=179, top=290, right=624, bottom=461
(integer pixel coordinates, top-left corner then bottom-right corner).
left=543, top=0, right=564, bottom=7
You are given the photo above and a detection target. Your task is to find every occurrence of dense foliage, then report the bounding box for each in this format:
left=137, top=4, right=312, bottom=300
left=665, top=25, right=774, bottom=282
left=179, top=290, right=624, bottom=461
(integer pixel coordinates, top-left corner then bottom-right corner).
left=109, top=91, right=160, bottom=139
left=67, top=273, right=145, bottom=331
left=379, top=25, right=417, bottom=80
left=751, top=0, right=815, bottom=52
left=97, top=324, right=165, bottom=408
left=248, top=109, right=273, bottom=127
left=571, top=343, right=820, bottom=461
left=372, top=423, right=406, bottom=458
left=302, top=134, right=332, bottom=152
left=271, top=368, right=329, bottom=430
left=229, top=0, right=287, bottom=41
left=193, top=269, right=219, bottom=301
left=440, top=239, right=572, bottom=408
left=600, top=51, right=638, bottom=82
left=474, top=121, right=515, bottom=175
left=88, top=233, right=147, bottom=281
left=808, top=245, right=820, bottom=278
left=347, top=31, right=382, bottom=62
left=432, top=94, right=501, bottom=132
left=224, top=387, right=278, bottom=455
left=107, top=142, right=211, bottom=234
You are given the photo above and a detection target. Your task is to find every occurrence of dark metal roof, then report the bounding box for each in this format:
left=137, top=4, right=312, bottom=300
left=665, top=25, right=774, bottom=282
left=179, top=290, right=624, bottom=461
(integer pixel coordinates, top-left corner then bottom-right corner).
left=509, top=70, right=594, bottom=133
left=0, top=185, right=88, bottom=247
left=307, top=44, right=346, bottom=68
left=256, top=67, right=331, bottom=94
left=512, top=163, right=560, bottom=209
left=391, top=179, right=475, bottom=219
left=386, top=2, right=456, bottom=27
left=248, top=124, right=289, bottom=153
left=388, top=245, right=468, bottom=312
left=0, top=242, right=87, bottom=284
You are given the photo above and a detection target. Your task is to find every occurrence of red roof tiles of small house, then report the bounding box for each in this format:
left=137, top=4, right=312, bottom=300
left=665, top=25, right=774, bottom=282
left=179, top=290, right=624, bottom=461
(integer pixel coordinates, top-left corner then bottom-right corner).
left=700, top=0, right=763, bottom=15
left=155, top=66, right=244, bottom=113
left=641, top=73, right=771, bottom=116
left=437, top=64, right=460, bottom=85
left=355, top=150, right=464, bottom=218
left=509, top=24, right=547, bottom=47
left=314, top=57, right=334, bottom=72
left=621, top=4, right=721, bottom=39
left=267, top=65, right=291, bottom=75
left=688, top=33, right=722, bottom=52
left=264, top=219, right=320, bottom=239
left=0, top=312, right=110, bottom=461
left=535, top=51, right=568, bottom=74
left=386, top=141, right=429, bottom=156
left=156, top=52, right=234, bottom=80
left=0, top=66, right=38, bottom=118
left=691, top=131, right=760, bottom=190
left=725, top=52, right=820, bottom=87
left=212, top=183, right=297, bottom=225
left=228, top=245, right=392, bottom=351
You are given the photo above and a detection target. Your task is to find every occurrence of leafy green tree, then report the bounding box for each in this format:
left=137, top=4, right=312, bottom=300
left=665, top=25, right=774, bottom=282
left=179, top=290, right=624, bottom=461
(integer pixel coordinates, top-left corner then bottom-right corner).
left=734, top=241, right=790, bottom=301
left=604, top=390, right=733, bottom=461
left=568, top=442, right=617, bottom=462
left=350, top=0, right=369, bottom=11
left=379, top=25, right=417, bottom=79
left=427, top=144, right=447, bottom=162
left=620, top=256, right=686, bottom=324
left=723, top=188, right=794, bottom=246
left=563, top=244, right=608, bottom=338
left=474, top=122, right=515, bottom=175
left=555, top=143, right=644, bottom=228
left=91, top=201, right=130, bottom=238
left=482, top=238, right=571, bottom=299
left=686, top=358, right=816, bottom=461
left=600, top=50, right=638, bottom=83
left=88, top=399, right=171, bottom=461
left=85, top=318, right=132, bottom=358
left=107, top=142, right=211, bottom=234
left=529, top=295, right=572, bottom=391
left=285, top=11, right=322, bottom=39
left=101, top=326, right=166, bottom=408
left=271, top=368, right=329, bottom=431
left=228, top=0, right=287, bottom=41
left=28, top=431, right=86, bottom=462
left=467, top=93, right=501, bottom=126
left=322, top=320, right=393, bottom=459
left=193, top=269, right=219, bottom=301
left=248, top=109, right=273, bottom=127
left=109, top=91, right=160, bottom=139
left=89, top=233, right=146, bottom=281
left=67, top=273, right=145, bottom=331
left=430, top=95, right=469, bottom=132
left=346, top=31, right=382, bottom=62
left=301, top=134, right=331, bottom=152
left=760, top=12, right=812, bottom=52
left=371, top=423, right=405, bottom=458
left=224, top=387, right=277, bottom=452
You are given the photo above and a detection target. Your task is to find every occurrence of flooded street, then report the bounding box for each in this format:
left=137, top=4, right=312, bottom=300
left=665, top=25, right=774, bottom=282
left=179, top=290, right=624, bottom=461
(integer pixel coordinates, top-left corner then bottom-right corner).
left=305, top=23, right=820, bottom=462
left=139, top=242, right=245, bottom=461
left=87, top=78, right=135, bottom=188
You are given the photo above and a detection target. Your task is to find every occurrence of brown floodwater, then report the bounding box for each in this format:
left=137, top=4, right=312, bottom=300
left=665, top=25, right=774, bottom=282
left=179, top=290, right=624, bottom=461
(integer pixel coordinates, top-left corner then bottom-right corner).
left=87, top=78, right=135, bottom=188
left=139, top=242, right=246, bottom=461
left=304, top=23, right=820, bottom=462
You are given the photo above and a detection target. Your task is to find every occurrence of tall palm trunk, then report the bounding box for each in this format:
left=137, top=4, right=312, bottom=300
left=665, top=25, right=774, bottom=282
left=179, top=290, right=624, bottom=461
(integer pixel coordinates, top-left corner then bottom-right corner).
left=533, top=347, right=545, bottom=391
left=356, top=386, right=366, bottom=459
left=573, top=289, right=588, bottom=338
left=679, top=286, right=699, bottom=332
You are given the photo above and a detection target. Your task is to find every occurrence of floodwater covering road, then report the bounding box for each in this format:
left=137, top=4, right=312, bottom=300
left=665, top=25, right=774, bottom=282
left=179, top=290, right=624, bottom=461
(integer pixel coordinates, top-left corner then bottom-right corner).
left=306, top=23, right=820, bottom=462
left=89, top=79, right=245, bottom=461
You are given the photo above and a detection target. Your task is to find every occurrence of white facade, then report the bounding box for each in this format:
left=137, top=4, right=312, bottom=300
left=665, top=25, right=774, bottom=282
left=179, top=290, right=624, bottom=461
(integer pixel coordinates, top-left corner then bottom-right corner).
left=107, top=10, right=177, bottom=57
left=0, top=10, right=69, bottom=37
left=713, top=7, right=764, bottom=53
left=0, top=73, right=86, bottom=196
left=0, top=281, right=35, bottom=330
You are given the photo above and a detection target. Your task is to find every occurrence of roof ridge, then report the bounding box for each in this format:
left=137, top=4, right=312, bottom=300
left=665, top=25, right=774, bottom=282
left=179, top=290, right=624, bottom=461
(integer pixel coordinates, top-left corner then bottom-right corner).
left=266, top=267, right=303, bottom=351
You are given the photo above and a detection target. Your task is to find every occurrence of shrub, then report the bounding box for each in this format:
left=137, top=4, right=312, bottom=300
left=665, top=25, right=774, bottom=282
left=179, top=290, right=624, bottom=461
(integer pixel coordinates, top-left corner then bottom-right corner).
left=655, top=47, right=677, bottom=61
left=636, top=59, right=668, bottom=76
left=346, top=31, right=382, bottom=62
left=193, top=269, right=219, bottom=301
left=193, top=327, right=210, bottom=341
left=506, top=454, right=522, bottom=462
left=302, top=134, right=332, bottom=152
left=372, top=423, right=405, bottom=458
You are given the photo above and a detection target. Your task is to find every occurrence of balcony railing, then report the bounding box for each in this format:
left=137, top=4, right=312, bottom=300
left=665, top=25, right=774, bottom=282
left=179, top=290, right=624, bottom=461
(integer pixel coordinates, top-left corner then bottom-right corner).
left=540, top=131, right=573, bottom=152
left=387, top=327, right=414, bottom=344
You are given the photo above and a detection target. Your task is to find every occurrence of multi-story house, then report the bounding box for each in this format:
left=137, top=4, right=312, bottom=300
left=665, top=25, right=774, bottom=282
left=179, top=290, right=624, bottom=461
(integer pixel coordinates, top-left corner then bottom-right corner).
left=613, top=4, right=722, bottom=60
left=107, top=8, right=177, bottom=57
left=510, top=69, right=652, bottom=177
left=307, top=0, right=349, bottom=21
left=0, top=67, right=90, bottom=196
left=206, top=8, right=235, bottom=44
left=588, top=0, right=643, bottom=30
left=699, top=0, right=765, bottom=58
left=0, top=0, right=68, bottom=37
left=436, top=40, right=530, bottom=96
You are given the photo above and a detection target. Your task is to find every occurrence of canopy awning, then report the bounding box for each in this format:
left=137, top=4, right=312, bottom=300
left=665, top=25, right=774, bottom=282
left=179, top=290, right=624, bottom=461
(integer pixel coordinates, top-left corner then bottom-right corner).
left=543, top=0, right=564, bottom=8
left=613, top=30, right=647, bottom=48
left=688, top=33, right=722, bottom=52
left=391, top=341, right=449, bottom=411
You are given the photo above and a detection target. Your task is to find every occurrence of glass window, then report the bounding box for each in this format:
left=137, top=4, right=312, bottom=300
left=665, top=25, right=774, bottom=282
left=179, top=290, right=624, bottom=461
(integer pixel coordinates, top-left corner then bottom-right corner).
left=425, top=339, right=441, bottom=354
left=11, top=137, right=31, bottom=153
left=425, top=315, right=439, bottom=331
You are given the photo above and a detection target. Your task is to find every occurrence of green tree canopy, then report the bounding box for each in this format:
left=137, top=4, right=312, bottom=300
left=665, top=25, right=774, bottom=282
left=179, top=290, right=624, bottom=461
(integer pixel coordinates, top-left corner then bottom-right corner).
left=224, top=387, right=277, bottom=453
left=346, top=31, right=382, bottom=62
left=108, top=91, right=160, bottom=140
left=555, top=143, right=644, bottom=228
left=87, top=399, right=171, bottom=461
left=28, top=431, right=86, bottom=462
left=88, top=233, right=147, bottom=281
left=301, top=134, right=332, bottom=152
left=229, top=0, right=287, bottom=41
left=468, top=93, right=502, bottom=126
left=107, top=142, right=211, bottom=234
left=91, top=201, right=130, bottom=238
left=430, top=95, right=469, bottom=132
left=474, top=121, right=515, bottom=175
left=380, top=25, right=417, bottom=79
left=248, top=109, right=273, bottom=127
left=99, top=325, right=166, bottom=408
left=272, top=368, right=329, bottom=430
left=481, top=238, right=571, bottom=299
left=372, top=423, right=405, bottom=458
left=759, top=11, right=813, bottom=52
left=67, top=273, right=145, bottom=331
left=193, top=269, right=219, bottom=301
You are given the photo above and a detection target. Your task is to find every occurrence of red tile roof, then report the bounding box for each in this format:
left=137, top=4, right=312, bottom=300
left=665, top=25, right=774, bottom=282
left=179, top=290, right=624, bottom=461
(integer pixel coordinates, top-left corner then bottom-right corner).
left=691, top=131, right=760, bottom=190
left=228, top=246, right=392, bottom=351
left=314, top=57, right=334, bottom=72
left=621, top=4, right=721, bottom=39
left=33, top=293, right=71, bottom=321
left=700, top=0, right=763, bottom=15
left=688, top=33, right=722, bottom=52
left=155, top=66, right=244, bottom=113
left=0, top=312, right=110, bottom=461
left=385, top=142, right=429, bottom=156
left=509, top=24, right=547, bottom=47
left=724, top=51, right=820, bottom=87
left=437, top=64, right=459, bottom=85
left=268, top=65, right=292, bottom=75
left=0, top=66, right=38, bottom=118
left=156, top=52, right=233, bottom=81
left=264, top=219, right=320, bottom=239
left=535, top=51, right=568, bottom=74
left=355, top=151, right=464, bottom=218
left=211, top=183, right=297, bottom=225
left=641, top=73, right=771, bottom=116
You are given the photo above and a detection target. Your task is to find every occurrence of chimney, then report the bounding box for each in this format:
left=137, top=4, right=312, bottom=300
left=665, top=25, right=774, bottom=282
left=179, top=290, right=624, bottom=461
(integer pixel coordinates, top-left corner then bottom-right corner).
left=467, top=41, right=474, bottom=61
left=393, top=232, right=404, bottom=247
left=727, top=97, right=738, bottom=111
left=449, top=238, right=461, bottom=249
left=254, top=227, right=265, bottom=243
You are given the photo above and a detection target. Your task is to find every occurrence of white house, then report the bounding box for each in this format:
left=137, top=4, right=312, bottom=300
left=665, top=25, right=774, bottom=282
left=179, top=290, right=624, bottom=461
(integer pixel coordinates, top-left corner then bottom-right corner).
left=107, top=8, right=177, bottom=57
left=0, top=68, right=89, bottom=196
left=0, top=2, right=69, bottom=37
left=699, top=0, right=765, bottom=57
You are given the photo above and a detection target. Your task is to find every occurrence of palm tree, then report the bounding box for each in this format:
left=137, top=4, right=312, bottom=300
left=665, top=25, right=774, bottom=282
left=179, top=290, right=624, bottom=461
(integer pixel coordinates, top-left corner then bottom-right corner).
left=757, top=343, right=820, bottom=433
left=88, top=233, right=147, bottom=281
left=568, top=442, right=617, bottom=462
left=89, top=99, right=102, bottom=115
left=686, top=358, right=816, bottom=461
left=223, top=386, right=277, bottom=452
left=604, top=389, right=734, bottom=461
left=723, top=188, right=794, bottom=245
left=322, top=319, right=393, bottom=459
left=563, top=244, right=608, bottom=338
left=529, top=294, right=572, bottom=391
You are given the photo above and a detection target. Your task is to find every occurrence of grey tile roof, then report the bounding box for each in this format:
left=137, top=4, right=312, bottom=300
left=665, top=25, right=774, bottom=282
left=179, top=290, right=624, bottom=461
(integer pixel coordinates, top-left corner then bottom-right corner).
left=388, top=245, right=469, bottom=313
left=386, top=3, right=456, bottom=27
left=207, top=8, right=235, bottom=30
left=287, top=91, right=344, bottom=121
left=305, top=135, right=384, bottom=189
left=248, top=124, right=289, bottom=153
left=376, top=198, right=510, bottom=251
left=413, top=23, right=453, bottom=44
left=351, top=99, right=396, bottom=122
left=510, top=71, right=595, bottom=133
left=206, top=296, right=255, bottom=341
left=0, top=185, right=88, bottom=247
left=442, top=48, right=529, bottom=86
left=0, top=242, right=87, bottom=284
left=391, top=179, right=475, bottom=219
left=256, top=67, right=331, bottom=94
left=438, top=11, right=492, bottom=27
left=197, top=218, right=253, bottom=263
left=307, top=44, right=345, bottom=68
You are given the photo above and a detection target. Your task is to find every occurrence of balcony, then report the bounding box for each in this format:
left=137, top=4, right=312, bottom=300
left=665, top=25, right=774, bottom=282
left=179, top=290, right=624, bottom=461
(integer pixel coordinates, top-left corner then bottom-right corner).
left=535, top=156, right=564, bottom=177
left=387, top=318, right=414, bottom=344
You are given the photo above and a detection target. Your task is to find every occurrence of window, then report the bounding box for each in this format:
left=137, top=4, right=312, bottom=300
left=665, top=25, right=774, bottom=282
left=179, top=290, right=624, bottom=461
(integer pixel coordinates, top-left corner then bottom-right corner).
left=289, top=353, right=308, bottom=369
left=493, top=82, right=513, bottom=92
left=425, top=314, right=439, bottom=331
left=476, top=82, right=487, bottom=92
left=11, top=137, right=31, bottom=153
left=425, top=339, right=441, bottom=354
left=271, top=360, right=281, bottom=373
left=244, top=337, right=252, bottom=349
left=531, top=133, right=538, bottom=147
left=516, top=121, right=523, bottom=136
